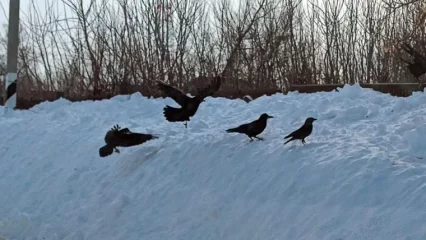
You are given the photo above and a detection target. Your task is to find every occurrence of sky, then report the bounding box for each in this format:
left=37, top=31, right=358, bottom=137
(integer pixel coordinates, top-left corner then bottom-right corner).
left=0, top=0, right=248, bottom=28
left=0, top=0, right=39, bottom=27
left=0, top=0, right=95, bottom=29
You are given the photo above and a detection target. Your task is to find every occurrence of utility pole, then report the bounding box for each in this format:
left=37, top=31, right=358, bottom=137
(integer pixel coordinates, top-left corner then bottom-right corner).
left=4, top=0, right=20, bottom=114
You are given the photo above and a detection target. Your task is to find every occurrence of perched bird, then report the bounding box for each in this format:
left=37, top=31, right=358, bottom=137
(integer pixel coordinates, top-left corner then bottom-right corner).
left=157, top=76, right=221, bottom=128
left=400, top=43, right=426, bottom=84
left=99, top=124, right=158, bottom=157
left=226, top=113, right=274, bottom=141
left=283, top=117, right=317, bottom=145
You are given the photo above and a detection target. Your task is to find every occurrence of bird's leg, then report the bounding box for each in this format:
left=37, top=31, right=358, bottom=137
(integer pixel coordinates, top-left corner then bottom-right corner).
left=301, top=139, right=306, bottom=145
left=114, top=147, right=120, bottom=153
left=248, top=137, right=254, bottom=142
left=254, top=136, right=264, bottom=141
left=184, top=121, right=188, bottom=128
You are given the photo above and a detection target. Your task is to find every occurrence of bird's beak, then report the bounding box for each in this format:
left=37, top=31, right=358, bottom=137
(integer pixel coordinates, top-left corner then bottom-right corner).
left=268, top=115, right=274, bottom=118
left=313, top=118, right=317, bottom=121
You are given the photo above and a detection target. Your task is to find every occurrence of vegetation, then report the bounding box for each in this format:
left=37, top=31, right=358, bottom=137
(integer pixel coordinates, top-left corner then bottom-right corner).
left=0, top=0, right=425, bottom=108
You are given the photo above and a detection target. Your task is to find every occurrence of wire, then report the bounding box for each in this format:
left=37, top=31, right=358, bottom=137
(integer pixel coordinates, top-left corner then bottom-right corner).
left=0, top=0, right=8, bottom=22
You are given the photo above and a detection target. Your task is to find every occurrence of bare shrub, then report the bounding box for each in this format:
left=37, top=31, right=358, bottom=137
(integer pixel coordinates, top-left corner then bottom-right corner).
left=0, top=0, right=426, bottom=109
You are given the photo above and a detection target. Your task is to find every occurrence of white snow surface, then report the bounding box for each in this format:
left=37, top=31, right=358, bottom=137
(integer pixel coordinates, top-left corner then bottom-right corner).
left=1, top=84, right=426, bottom=239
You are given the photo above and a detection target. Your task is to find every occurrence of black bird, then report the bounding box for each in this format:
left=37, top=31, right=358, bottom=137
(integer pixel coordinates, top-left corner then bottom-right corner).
left=283, top=117, right=317, bottom=145
left=400, top=43, right=426, bottom=85
left=99, top=124, right=158, bottom=157
left=226, top=113, right=274, bottom=141
left=157, top=76, right=221, bottom=128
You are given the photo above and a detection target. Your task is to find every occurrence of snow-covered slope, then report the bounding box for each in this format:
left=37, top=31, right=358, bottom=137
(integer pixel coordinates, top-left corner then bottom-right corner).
left=1, top=84, right=426, bottom=240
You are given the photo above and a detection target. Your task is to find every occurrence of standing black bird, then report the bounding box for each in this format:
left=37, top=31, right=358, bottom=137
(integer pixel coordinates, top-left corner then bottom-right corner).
left=226, top=113, right=274, bottom=141
left=400, top=43, right=426, bottom=85
left=99, top=124, right=158, bottom=157
left=157, top=76, right=221, bottom=128
left=283, top=117, right=317, bottom=145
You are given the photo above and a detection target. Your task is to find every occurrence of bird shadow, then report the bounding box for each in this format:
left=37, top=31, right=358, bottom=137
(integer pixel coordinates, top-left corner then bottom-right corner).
left=302, top=142, right=327, bottom=148
left=241, top=138, right=266, bottom=145
left=283, top=141, right=327, bottom=150
left=116, top=145, right=162, bottom=176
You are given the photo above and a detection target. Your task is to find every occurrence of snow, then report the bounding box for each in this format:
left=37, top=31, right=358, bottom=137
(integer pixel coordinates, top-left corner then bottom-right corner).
left=1, top=84, right=426, bottom=239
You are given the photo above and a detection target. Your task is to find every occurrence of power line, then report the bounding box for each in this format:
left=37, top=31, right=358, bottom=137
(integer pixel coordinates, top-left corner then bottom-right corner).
left=0, top=1, right=8, bottom=22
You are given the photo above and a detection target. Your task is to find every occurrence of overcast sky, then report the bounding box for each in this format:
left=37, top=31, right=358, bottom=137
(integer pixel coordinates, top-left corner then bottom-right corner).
left=0, top=0, right=38, bottom=26
left=0, top=0, right=245, bottom=28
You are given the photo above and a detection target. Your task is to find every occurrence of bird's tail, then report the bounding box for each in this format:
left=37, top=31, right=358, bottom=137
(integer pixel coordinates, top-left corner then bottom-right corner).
left=226, top=127, right=240, bottom=133
left=163, top=105, right=187, bottom=122
left=99, top=144, right=114, bottom=157
left=283, top=133, right=291, bottom=139
left=283, top=138, right=294, bottom=145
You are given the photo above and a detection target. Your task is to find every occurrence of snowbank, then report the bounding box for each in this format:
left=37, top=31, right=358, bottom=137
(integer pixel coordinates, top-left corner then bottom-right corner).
left=1, top=84, right=426, bottom=239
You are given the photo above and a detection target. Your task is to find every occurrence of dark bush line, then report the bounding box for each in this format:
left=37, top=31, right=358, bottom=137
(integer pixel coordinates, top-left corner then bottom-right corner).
left=289, top=83, right=426, bottom=97
left=2, top=83, right=424, bottom=110
left=2, top=88, right=281, bottom=110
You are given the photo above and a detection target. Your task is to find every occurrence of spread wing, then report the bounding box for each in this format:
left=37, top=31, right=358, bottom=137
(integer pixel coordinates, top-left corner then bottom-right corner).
left=119, top=133, right=158, bottom=147
left=157, top=80, right=191, bottom=107
left=99, top=145, right=114, bottom=157
left=196, top=75, right=222, bottom=99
